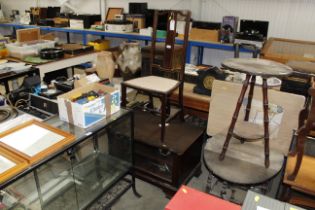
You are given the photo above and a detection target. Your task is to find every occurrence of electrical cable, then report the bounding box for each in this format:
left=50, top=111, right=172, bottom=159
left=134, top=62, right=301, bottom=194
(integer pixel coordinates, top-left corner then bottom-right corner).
left=0, top=108, right=10, bottom=123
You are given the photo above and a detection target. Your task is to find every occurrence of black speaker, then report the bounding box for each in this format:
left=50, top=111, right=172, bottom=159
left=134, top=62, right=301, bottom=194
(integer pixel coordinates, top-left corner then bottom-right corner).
left=129, top=3, right=148, bottom=14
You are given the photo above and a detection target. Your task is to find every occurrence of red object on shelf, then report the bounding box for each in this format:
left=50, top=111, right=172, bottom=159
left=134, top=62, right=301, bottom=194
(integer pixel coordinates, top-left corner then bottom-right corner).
left=165, top=185, right=241, bottom=210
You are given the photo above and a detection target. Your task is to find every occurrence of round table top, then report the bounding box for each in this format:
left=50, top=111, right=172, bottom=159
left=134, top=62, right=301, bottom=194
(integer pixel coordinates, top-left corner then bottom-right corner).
left=222, top=58, right=293, bottom=78
left=203, top=134, right=284, bottom=185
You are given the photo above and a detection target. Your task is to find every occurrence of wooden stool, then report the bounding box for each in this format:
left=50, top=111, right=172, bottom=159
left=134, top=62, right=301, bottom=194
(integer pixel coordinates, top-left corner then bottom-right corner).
left=219, top=58, right=292, bottom=168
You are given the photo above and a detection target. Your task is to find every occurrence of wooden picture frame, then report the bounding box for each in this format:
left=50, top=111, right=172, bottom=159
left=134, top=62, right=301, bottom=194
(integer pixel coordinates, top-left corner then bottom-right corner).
left=0, top=120, right=75, bottom=164
left=16, top=28, right=41, bottom=43
left=106, top=8, right=124, bottom=21
left=0, top=146, right=28, bottom=183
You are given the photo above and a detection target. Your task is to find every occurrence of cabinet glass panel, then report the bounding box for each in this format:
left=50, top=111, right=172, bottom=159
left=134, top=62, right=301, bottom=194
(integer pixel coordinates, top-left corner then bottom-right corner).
left=0, top=173, right=41, bottom=210
left=36, top=154, right=77, bottom=210
left=72, top=114, right=132, bottom=209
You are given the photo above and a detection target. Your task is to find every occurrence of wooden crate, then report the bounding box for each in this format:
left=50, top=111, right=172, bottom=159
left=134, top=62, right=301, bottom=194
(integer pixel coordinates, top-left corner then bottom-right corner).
left=189, top=28, right=219, bottom=43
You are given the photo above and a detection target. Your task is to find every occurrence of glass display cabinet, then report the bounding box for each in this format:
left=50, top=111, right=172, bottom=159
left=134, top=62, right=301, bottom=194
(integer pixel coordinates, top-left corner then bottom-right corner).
left=0, top=109, right=138, bottom=210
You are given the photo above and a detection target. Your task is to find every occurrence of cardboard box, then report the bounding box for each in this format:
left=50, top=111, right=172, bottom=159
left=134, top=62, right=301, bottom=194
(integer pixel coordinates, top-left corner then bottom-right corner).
left=189, top=28, right=219, bottom=42
left=69, top=19, right=84, bottom=29
left=57, top=83, right=120, bottom=128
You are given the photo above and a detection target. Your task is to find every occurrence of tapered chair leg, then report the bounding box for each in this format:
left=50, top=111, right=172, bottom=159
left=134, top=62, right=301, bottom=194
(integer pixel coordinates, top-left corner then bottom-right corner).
left=287, top=134, right=305, bottom=181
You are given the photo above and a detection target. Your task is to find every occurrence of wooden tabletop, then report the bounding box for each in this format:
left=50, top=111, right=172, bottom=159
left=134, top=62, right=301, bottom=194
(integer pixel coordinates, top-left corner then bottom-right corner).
left=222, top=58, right=293, bottom=78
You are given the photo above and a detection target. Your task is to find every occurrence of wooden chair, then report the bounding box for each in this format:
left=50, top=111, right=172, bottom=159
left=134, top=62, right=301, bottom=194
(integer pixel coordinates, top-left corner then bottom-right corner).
left=287, top=77, right=315, bottom=181
left=121, top=10, right=191, bottom=150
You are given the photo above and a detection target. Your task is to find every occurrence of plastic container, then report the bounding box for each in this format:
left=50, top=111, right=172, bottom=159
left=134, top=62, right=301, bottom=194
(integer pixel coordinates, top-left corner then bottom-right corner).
left=88, top=39, right=110, bottom=51
left=6, top=40, right=55, bottom=59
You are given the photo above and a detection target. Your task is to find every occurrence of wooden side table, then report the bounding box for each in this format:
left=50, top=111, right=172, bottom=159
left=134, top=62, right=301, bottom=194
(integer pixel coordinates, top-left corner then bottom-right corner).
left=219, top=58, right=292, bottom=167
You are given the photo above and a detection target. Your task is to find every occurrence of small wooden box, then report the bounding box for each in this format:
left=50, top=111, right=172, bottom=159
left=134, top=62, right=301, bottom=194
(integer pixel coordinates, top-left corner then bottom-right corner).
left=189, top=28, right=219, bottom=42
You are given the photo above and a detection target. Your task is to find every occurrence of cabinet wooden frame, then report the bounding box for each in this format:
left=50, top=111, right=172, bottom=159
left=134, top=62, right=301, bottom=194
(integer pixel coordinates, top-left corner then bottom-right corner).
left=0, top=146, right=28, bottom=183
left=0, top=120, right=75, bottom=164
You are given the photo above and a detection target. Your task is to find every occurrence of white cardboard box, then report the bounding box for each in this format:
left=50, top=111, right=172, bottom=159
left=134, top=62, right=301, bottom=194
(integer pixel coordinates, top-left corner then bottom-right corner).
left=69, top=19, right=84, bottom=29
left=57, top=83, right=120, bottom=128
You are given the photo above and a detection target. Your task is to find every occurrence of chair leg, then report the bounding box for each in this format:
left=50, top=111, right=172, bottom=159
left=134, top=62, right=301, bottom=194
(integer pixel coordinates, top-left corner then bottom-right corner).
left=148, top=94, right=154, bottom=109
left=289, top=108, right=308, bottom=156
left=178, top=84, right=184, bottom=121
left=121, top=84, right=127, bottom=107
left=262, top=79, right=270, bottom=168
left=244, top=76, right=256, bottom=121
left=160, top=94, right=167, bottom=146
left=287, top=135, right=305, bottom=181
left=219, top=74, right=251, bottom=160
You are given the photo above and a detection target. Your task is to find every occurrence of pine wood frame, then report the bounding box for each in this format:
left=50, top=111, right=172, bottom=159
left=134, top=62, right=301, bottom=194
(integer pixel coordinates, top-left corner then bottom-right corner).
left=0, top=146, right=28, bottom=183
left=0, top=120, right=75, bottom=164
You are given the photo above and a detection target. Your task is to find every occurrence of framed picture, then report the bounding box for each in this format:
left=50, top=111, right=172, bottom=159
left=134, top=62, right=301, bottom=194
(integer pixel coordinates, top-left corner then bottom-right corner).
left=0, top=146, right=28, bottom=183
left=0, top=120, right=75, bottom=164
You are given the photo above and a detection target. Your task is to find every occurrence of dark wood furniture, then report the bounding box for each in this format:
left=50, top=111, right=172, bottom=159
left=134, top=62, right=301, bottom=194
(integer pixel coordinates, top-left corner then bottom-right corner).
left=133, top=109, right=204, bottom=195
left=287, top=78, right=315, bottom=180
left=219, top=58, right=292, bottom=168
left=121, top=10, right=191, bottom=150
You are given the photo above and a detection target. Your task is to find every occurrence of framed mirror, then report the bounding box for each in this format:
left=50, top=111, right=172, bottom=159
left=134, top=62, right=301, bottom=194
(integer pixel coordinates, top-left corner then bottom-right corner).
left=0, top=120, right=75, bottom=164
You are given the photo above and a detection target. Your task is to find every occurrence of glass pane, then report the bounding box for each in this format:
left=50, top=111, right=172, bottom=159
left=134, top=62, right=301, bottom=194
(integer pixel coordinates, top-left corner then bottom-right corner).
left=72, top=113, right=132, bottom=209
left=0, top=173, right=41, bottom=210
left=106, top=114, right=132, bottom=163
left=36, top=155, right=77, bottom=210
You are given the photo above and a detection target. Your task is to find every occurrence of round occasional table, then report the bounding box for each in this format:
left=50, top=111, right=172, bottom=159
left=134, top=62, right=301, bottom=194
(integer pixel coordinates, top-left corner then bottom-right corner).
left=219, top=58, right=292, bottom=168
left=203, top=134, right=284, bottom=202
